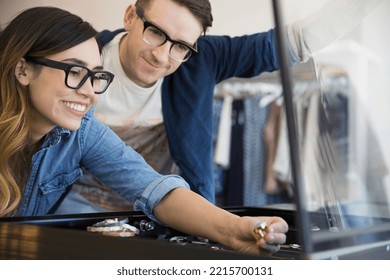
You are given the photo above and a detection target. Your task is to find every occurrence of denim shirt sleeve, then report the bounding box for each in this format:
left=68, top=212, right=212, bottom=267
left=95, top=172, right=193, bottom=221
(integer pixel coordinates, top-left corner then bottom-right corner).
left=80, top=116, right=190, bottom=223
left=132, top=175, right=190, bottom=223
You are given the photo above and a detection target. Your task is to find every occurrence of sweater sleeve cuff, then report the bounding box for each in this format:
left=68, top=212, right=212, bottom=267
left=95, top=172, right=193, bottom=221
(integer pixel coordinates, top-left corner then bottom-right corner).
left=286, top=21, right=312, bottom=63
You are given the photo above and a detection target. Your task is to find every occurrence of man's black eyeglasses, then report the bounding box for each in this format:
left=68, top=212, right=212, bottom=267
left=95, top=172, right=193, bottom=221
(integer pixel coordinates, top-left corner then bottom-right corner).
left=26, top=57, right=114, bottom=94
left=136, top=6, right=198, bottom=62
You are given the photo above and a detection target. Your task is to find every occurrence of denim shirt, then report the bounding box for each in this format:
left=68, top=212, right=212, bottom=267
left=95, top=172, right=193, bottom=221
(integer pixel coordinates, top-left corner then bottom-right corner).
left=17, top=109, right=189, bottom=221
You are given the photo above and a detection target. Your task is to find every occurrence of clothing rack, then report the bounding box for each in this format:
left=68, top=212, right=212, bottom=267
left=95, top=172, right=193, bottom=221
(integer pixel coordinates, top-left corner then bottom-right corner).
left=213, top=74, right=290, bottom=207
left=213, top=61, right=352, bottom=208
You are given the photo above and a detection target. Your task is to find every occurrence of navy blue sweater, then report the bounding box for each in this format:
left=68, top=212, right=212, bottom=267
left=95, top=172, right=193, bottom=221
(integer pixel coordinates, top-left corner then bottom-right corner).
left=98, top=29, right=279, bottom=203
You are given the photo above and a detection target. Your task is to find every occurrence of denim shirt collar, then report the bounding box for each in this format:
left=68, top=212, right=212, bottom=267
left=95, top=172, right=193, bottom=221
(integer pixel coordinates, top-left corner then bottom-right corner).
left=44, top=127, right=70, bottom=147
left=41, top=109, right=93, bottom=149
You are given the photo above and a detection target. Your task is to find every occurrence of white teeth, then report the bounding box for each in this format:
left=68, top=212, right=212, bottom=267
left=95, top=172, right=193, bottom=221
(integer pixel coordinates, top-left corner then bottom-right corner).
left=64, top=101, right=86, bottom=112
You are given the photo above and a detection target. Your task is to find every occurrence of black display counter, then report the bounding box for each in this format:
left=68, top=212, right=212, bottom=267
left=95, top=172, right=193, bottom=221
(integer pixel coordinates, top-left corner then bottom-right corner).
left=0, top=207, right=302, bottom=260
left=1, top=206, right=389, bottom=260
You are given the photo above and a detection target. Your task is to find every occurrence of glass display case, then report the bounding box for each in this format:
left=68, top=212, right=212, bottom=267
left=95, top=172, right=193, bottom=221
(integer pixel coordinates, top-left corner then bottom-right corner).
left=274, top=0, right=390, bottom=259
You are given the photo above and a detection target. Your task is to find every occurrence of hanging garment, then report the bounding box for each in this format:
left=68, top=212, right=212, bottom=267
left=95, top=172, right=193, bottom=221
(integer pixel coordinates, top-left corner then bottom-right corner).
left=243, top=96, right=291, bottom=206
left=224, top=99, right=245, bottom=206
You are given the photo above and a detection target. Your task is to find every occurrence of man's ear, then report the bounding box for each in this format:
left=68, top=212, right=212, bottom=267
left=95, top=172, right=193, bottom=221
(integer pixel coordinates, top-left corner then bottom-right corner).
left=124, top=4, right=136, bottom=31
left=14, top=58, right=32, bottom=86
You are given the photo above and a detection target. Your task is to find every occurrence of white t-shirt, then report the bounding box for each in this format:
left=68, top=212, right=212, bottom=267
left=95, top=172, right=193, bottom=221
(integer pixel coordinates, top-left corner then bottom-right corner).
left=95, top=32, right=177, bottom=174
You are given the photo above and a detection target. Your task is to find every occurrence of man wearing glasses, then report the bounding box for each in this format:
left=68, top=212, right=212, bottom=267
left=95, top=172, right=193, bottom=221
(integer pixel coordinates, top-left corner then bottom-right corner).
left=54, top=0, right=308, bottom=214
left=56, top=0, right=377, bottom=213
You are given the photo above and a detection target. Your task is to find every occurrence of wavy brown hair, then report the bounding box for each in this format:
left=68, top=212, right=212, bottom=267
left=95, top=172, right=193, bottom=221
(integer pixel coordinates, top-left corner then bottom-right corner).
left=0, top=7, right=98, bottom=216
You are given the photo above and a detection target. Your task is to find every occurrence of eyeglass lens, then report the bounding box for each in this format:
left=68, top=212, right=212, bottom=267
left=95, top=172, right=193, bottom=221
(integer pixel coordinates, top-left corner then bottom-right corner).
left=67, top=66, right=111, bottom=93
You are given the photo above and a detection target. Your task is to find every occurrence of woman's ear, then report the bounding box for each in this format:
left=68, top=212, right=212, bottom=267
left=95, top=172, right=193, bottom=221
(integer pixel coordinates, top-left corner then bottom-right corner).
left=14, top=58, right=32, bottom=86
left=123, top=4, right=136, bottom=31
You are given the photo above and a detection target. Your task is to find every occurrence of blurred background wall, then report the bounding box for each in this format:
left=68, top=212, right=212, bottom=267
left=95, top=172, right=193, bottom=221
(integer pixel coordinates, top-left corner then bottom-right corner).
left=0, top=0, right=328, bottom=35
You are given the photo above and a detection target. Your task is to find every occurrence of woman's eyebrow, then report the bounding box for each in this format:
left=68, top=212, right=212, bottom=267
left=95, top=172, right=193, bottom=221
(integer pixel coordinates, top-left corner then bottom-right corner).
left=62, top=58, right=104, bottom=70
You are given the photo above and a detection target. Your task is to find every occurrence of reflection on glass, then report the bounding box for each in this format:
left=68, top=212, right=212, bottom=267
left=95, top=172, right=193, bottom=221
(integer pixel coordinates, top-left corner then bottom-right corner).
left=280, top=0, right=390, bottom=256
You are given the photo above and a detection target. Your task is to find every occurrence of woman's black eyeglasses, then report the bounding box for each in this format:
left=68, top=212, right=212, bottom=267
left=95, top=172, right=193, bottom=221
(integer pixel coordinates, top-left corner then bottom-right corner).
left=26, top=57, right=114, bottom=94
